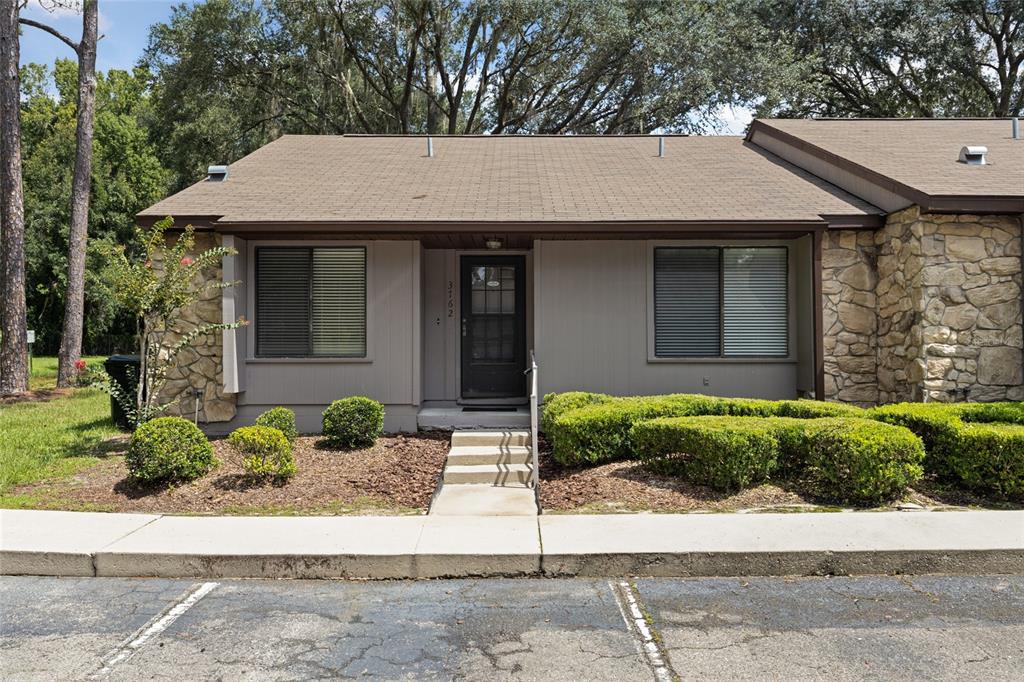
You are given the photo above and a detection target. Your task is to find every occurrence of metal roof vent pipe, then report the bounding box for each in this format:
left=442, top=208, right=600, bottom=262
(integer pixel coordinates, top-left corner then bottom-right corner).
left=1013, top=117, right=1021, bottom=140
left=658, top=136, right=665, bottom=157
left=427, top=136, right=434, bottom=158
left=207, top=165, right=229, bottom=181
left=958, top=145, right=988, bottom=165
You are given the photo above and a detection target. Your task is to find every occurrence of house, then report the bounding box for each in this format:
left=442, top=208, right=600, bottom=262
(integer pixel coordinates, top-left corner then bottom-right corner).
left=137, top=119, right=1024, bottom=433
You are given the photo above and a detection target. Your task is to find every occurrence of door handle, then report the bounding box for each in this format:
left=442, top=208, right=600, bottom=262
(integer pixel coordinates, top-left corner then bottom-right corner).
left=461, top=318, right=467, bottom=337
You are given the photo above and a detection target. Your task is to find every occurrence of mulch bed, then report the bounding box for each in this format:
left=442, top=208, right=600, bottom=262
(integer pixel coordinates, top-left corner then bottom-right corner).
left=536, top=438, right=1023, bottom=513
left=538, top=448, right=812, bottom=513
left=10, top=432, right=450, bottom=515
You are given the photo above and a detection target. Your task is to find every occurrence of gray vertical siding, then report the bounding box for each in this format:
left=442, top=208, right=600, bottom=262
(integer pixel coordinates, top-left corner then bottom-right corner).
left=422, top=249, right=459, bottom=401
left=534, top=240, right=808, bottom=399
left=238, top=240, right=421, bottom=431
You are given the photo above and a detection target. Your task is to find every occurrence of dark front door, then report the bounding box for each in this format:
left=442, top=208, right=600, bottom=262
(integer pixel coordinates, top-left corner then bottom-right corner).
left=461, top=255, right=527, bottom=400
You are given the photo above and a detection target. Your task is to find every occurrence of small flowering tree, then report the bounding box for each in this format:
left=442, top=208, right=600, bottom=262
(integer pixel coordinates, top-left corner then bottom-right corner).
left=100, top=217, right=246, bottom=428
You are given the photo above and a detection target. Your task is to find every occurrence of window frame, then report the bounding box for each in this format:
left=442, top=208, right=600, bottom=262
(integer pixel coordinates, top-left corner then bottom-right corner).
left=246, top=240, right=374, bottom=363
left=646, top=240, right=794, bottom=363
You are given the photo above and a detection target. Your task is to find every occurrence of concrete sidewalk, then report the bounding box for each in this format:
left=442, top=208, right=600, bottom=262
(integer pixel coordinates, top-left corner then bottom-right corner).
left=1, top=509, right=1022, bottom=579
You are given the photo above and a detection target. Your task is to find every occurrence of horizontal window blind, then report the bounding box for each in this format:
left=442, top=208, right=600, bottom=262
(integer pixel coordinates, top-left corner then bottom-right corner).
left=256, top=248, right=311, bottom=357
left=312, top=248, right=367, bottom=357
left=255, top=246, right=367, bottom=358
left=654, top=248, right=721, bottom=357
left=723, top=247, right=788, bottom=357
left=653, top=246, right=788, bottom=358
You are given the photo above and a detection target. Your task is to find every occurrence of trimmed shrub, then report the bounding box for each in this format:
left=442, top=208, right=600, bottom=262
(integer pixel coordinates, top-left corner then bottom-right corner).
left=632, top=416, right=780, bottom=491
left=800, top=418, right=924, bottom=504
left=546, top=393, right=866, bottom=466
left=322, top=396, right=384, bottom=449
left=126, top=416, right=217, bottom=484
left=763, top=417, right=816, bottom=474
left=547, top=395, right=706, bottom=465
left=229, top=425, right=296, bottom=479
left=945, top=423, right=1024, bottom=498
left=716, top=398, right=781, bottom=417
left=254, top=407, right=298, bottom=443
left=953, top=402, right=1024, bottom=426
left=867, top=403, right=963, bottom=475
left=541, top=391, right=614, bottom=434
left=773, top=400, right=865, bottom=419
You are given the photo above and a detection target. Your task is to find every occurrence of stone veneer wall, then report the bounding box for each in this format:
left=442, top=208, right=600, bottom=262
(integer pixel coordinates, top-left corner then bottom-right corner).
left=158, top=232, right=237, bottom=422
left=824, top=206, right=1024, bottom=405
left=822, top=229, right=879, bottom=403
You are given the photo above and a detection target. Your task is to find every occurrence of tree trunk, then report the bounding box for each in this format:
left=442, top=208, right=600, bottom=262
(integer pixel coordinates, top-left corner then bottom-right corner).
left=0, top=0, right=28, bottom=396
left=56, top=0, right=98, bottom=387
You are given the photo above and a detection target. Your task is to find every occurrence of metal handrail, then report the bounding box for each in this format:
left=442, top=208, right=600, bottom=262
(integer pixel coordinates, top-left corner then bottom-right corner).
left=527, top=350, right=539, bottom=489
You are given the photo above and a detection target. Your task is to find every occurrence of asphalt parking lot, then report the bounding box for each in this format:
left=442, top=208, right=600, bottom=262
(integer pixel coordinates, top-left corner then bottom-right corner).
left=2, top=575, right=1022, bottom=681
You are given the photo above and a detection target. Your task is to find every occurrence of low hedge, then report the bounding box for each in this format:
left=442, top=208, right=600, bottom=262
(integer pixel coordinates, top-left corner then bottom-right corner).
left=799, top=418, right=925, bottom=504
left=631, top=415, right=923, bottom=502
left=547, top=395, right=707, bottom=465
left=945, top=422, right=1024, bottom=498
left=541, top=391, right=613, bottom=434
left=867, top=403, right=966, bottom=476
left=254, top=407, right=298, bottom=444
left=632, top=416, right=780, bottom=491
left=126, top=416, right=217, bottom=484
left=229, top=425, right=296, bottom=479
left=953, top=402, right=1024, bottom=426
left=322, top=396, right=384, bottom=449
left=543, top=392, right=866, bottom=466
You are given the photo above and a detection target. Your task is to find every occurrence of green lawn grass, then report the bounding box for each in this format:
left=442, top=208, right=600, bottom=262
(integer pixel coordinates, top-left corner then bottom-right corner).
left=29, top=354, right=105, bottom=390
left=1, top=356, right=119, bottom=494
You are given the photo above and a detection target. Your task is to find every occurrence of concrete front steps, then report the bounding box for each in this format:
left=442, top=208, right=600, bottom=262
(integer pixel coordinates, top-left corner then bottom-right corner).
left=430, top=430, right=538, bottom=516
left=417, top=406, right=530, bottom=430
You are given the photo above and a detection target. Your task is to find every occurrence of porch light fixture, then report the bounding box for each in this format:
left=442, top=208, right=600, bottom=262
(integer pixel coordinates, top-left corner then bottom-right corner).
left=485, top=239, right=503, bottom=250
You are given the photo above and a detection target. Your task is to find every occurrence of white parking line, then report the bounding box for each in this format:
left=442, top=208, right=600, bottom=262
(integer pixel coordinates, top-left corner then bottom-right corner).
left=87, top=581, right=219, bottom=680
left=609, top=579, right=676, bottom=682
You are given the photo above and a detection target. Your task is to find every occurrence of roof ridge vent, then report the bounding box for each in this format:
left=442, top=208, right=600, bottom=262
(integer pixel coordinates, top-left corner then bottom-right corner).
left=207, top=165, right=229, bottom=181
left=958, top=146, right=988, bottom=165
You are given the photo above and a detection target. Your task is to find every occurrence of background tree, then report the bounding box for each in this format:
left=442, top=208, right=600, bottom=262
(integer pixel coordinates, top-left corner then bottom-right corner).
left=20, top=0, right=100, bottom=387
left=143, top=0, right=800, bottom=190
left=750, top=0, right=1023, bottom=118
left=0, top=0, right=28, bottom=395
left=20, top=62, right=170, bottom=355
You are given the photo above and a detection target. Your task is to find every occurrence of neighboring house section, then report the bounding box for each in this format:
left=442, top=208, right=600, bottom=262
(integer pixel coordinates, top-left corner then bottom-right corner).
left=749, top=119, right=1024, bottom=404
left=139, top=120, right=1024, bottom=432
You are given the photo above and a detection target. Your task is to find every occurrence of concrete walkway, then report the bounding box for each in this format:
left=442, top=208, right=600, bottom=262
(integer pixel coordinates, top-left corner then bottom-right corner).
left=429, top=430, right=538, bottom=516
left=2, top=508, right=1022, bottom=579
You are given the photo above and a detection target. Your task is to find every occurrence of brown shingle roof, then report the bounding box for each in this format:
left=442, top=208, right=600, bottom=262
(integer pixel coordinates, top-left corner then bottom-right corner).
left=756, top=118, right=1024, bottom=199
left=139, top=135, right=879, bottom=225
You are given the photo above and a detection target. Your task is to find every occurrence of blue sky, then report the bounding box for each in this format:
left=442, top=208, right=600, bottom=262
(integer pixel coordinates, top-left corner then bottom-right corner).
left=18, top=0, right=751, bottom=134
left=20, top=0, right=190, bottom=74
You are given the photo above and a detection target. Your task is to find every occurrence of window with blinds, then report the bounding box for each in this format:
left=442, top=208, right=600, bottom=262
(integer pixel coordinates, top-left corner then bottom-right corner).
left=654, top=246, right=787, bottom=358
left=255, top=246, right=367, bottom=358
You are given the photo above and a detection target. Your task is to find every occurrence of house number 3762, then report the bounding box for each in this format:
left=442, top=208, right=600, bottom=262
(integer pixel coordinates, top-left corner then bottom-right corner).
left=447, top=280, right=455, bottom=318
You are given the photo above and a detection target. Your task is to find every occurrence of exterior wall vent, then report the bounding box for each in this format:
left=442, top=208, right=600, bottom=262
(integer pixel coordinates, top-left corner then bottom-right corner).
left=958, top=146, right=988, bottom=165
left=207, top=165, right=229, bottom=181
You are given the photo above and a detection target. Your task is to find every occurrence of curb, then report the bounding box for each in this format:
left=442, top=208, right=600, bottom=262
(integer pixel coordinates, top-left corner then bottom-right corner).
left=3, top=509, right=1023, bottom=579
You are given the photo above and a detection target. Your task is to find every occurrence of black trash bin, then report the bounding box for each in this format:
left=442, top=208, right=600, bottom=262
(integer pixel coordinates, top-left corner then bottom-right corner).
left=104, top=355, right=141, bottom=431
